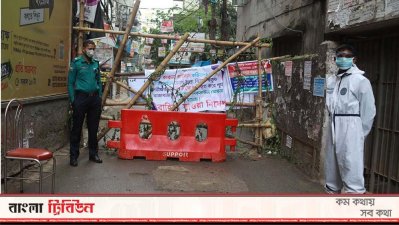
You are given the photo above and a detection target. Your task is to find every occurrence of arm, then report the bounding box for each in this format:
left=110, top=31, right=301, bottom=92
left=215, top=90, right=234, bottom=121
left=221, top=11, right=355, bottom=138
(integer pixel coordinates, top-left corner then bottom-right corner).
left=67, top=61, right=77, bottom=103
left=358, top=78, right=376, bottom=136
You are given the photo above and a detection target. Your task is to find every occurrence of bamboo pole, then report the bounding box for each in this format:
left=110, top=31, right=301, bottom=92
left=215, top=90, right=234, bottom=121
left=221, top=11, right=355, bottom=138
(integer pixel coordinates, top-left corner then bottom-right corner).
left=256, top=46, right=263, bottom=150
left=236, top=137, right=261, bottom=147
left=115, top=71, right=145, bottom=77
left=226, top=102, right=256, bottom=107
left=101, top=115, right=114, bottom=120
left=73, top=27, right=271, bottom=48
left=101, top=0, right=141, bottom=106
left=105, top=101, right=146, bottom=106
left=238, top=123, right=271, bottom=128
left=267, top=55, right=291, bottom=61
left=257, top=47, right=263, bottom=98
left=114, top=80, right=147, bottom=100
left=283, top=54, right=318, bottom=61
left=97, top=33, right=191, bottom=141
left=169, top=37, right=260, bottom=111
left=77, top=0, right=85, bottom=54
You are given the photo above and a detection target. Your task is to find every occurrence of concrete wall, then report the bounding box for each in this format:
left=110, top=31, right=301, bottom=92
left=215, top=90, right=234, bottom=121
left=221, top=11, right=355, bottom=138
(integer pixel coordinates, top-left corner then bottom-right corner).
left=1, top=96, right=69, bottom=178
left=1, top=96, right=70, bottom=150
left=326, top=0, right=399, bottom=32
left=270, top=50, right=327, bottom=179
left=236, top=0, right=326, bottom=53
left=236, top=0, right=328, bottom=180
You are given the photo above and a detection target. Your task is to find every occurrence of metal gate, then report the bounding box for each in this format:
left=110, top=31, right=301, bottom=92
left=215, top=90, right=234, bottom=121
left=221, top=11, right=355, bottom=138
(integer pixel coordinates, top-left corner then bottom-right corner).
left=355, top=35, right=399, bottom=193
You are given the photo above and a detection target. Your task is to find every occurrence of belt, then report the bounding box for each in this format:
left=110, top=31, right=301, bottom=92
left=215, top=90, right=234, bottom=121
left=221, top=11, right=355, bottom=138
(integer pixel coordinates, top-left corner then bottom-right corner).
left=329, top=113, right=360, bottom=117
left=334, top=113, right=360, bottom=117
left=331, top=113, right=360, bottom=145
left=75, top=90, right=98, bottom=97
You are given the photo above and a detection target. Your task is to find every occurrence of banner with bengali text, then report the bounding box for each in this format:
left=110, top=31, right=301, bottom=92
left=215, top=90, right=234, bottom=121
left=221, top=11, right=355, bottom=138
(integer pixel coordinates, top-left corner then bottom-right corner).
left=145, top=64, right=232, bottom=112
left=227, top=60, right=273, bottom=93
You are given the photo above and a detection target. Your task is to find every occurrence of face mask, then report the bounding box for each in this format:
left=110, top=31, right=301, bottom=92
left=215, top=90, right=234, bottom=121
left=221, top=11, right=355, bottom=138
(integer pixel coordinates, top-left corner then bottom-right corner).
left=85, top=49, right=95, bottom=58
left=335, top=57, right=353, bottom=70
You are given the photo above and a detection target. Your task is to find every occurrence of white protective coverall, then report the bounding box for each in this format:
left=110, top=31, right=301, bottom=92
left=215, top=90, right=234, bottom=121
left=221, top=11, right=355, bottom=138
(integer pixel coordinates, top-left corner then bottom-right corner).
left=325, top=64, right=376, bottom=194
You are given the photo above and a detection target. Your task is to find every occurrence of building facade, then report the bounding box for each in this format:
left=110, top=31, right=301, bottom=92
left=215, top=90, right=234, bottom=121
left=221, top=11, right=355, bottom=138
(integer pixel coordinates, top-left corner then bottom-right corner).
left=236, top=0, right=399, bottom=193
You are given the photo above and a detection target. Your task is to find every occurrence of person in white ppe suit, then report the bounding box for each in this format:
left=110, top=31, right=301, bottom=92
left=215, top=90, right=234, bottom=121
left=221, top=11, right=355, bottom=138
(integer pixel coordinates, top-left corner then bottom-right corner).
left=325, top=44, right=376, bottom=194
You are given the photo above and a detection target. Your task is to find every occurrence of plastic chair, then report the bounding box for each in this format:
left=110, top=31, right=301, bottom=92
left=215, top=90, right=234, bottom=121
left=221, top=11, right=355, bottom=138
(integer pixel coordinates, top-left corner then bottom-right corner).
left=3, top=99, right=56, bottom=193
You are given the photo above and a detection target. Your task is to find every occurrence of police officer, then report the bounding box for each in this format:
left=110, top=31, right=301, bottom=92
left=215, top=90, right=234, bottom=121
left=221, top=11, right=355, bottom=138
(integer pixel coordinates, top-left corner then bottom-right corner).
left=325, top=44, right=376, bottom=194
left=68, top=40, right=103, bottom=167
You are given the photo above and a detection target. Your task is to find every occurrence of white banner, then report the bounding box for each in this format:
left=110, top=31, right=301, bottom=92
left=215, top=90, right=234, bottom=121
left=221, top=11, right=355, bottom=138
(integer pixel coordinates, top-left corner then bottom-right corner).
left=127, top=77, right=146, bottom=100
left=145, top=64, right=231, bottom=112
left=1, top=196, right=398, bottom=222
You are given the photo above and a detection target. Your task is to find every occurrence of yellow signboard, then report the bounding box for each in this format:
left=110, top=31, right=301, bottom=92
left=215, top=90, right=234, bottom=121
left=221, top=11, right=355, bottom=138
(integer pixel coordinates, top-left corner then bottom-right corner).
left=1, top=0, right=72, bottom=101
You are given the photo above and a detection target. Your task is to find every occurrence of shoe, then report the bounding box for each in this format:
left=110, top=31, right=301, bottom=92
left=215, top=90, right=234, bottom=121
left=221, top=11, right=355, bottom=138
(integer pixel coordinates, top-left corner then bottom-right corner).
left=89, top=155, right=103, bottom=163
left=325, top=185, right=341, bottom=194
left=70, top=159, right=78, bottom=167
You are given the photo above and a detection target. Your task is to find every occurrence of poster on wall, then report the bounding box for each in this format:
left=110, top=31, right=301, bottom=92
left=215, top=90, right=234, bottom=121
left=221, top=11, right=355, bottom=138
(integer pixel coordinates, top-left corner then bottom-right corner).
left=1, top=0, right=72, bottom=101
left=284, top=61, right=293, bottom=76
left=303, top=60, right=312, bottom=90
left=313, top=77, right=325, bottom=97
left=226, top=60, right=273, bottom=94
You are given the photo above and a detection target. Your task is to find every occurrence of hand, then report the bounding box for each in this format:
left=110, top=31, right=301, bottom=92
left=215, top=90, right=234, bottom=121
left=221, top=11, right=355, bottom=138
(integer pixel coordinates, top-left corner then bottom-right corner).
left=69, top=101, right=74, bottom=109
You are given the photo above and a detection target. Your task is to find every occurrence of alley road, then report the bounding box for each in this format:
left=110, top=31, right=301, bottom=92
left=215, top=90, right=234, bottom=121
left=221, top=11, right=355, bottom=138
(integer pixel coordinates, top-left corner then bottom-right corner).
left=3, top=145, right=324, bottom=194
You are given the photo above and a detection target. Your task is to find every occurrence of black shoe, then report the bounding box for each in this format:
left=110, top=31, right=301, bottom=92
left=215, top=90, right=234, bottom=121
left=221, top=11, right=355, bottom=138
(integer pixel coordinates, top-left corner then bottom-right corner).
left=70, top=159, right=78, bottom=167
left=89, top=155, right=103, bottom=163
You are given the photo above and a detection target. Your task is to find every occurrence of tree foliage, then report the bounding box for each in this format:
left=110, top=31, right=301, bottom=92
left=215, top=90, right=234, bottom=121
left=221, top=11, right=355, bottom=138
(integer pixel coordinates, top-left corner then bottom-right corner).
left=145, top=0, right=238, bottom=64
left=150, top=0, right=237, bottom=40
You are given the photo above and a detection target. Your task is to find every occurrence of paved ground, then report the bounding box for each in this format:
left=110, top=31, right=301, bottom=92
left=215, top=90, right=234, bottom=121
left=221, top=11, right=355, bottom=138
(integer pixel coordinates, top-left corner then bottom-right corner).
left=2, top=143, right=324, bottom=194
left=2, top=89, right=325, bottom=194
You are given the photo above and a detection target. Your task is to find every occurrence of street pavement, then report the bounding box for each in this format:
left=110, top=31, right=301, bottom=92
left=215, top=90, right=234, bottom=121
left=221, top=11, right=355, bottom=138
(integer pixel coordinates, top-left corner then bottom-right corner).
left=2, top=90, right=325, bottom=194
left=2, top=143, right=324, bottom=194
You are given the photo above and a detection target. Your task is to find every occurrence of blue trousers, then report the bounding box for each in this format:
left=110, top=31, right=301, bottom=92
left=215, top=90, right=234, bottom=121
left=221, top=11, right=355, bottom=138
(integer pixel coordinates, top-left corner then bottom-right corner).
left=70, top=91, right=101, bottom=160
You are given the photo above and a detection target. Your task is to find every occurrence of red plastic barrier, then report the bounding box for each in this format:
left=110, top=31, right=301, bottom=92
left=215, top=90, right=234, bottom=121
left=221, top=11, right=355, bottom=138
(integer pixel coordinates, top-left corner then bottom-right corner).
left=107, top=109, right=238, bottom=162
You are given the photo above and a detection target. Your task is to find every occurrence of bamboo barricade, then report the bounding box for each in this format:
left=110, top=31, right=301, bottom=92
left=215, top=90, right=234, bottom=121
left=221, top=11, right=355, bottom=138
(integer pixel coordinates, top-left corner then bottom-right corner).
left=169, top=37, right=260, bottom=111
left=112, top=55, right=290, bottom=78
left=73, top=4, right=278, bottom=146
left=101, top=0, right=141, bottom=106
left=72, top=27, right=271, bottom=48
left=97, top=33, right=191, bottom=141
